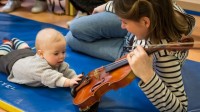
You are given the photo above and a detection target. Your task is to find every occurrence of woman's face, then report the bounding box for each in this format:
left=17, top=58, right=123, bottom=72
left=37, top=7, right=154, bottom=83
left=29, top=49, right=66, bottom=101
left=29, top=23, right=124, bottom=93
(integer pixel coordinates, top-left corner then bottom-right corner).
left=120, top=17, right=150, bottom=40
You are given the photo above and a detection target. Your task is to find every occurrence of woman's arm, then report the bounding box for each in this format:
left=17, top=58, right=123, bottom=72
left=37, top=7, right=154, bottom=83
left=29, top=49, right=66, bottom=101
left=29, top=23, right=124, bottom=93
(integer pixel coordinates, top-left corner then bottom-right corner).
left=92, top=1, right=114, bottom=14
left=139, top=51, right=188, bottom=112
left=127, top=44, right=188, bottom=111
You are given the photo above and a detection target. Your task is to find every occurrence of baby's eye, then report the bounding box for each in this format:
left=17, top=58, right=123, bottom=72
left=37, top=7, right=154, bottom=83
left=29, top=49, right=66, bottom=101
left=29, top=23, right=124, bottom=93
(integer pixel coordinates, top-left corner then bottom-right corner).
left=62, top=51, right=66, bottom=54
left=54, top=53, right=59, bottom=55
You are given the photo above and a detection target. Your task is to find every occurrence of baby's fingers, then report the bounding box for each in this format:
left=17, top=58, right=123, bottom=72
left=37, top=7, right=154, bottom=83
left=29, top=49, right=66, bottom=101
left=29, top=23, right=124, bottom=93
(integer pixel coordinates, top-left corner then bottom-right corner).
left=78, top=74, right=83, bottom=78
left=69, top=80, right=78, bottom=87
left=75, top=77, right=82, bottom=82
left=74, top=81, right=79, bottom=85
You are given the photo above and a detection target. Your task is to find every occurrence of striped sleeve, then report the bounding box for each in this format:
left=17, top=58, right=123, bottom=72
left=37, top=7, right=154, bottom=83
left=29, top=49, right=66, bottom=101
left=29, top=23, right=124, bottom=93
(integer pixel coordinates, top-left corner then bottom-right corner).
left=139, top=47, right=188, bottom=112
left=173, top=2, right=186, bottom=13
left=105, top=1, right=114, bottom=13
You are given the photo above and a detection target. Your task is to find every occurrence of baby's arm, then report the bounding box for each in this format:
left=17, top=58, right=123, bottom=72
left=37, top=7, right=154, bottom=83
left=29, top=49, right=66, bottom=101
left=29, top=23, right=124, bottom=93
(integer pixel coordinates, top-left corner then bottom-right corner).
left=59, top=62, right=83, bottom=87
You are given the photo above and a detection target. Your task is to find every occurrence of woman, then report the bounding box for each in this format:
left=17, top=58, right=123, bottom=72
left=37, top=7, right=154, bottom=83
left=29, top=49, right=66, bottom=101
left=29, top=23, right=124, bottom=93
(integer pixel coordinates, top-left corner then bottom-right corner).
left=66, top=0, right=195, bottom=111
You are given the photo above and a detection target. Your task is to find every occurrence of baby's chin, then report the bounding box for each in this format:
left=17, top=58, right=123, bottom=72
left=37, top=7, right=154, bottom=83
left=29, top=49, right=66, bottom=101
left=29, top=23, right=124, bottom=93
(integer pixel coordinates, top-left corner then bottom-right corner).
left=50, top=64, right=61, bottom=69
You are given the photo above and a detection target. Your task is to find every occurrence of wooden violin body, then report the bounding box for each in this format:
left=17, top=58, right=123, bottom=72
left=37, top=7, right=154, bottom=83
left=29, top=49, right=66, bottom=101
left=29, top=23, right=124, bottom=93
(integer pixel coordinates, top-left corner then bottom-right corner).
left=72, top=57, right=135, bottom=110
left=71, top=36, right=199, bottom=111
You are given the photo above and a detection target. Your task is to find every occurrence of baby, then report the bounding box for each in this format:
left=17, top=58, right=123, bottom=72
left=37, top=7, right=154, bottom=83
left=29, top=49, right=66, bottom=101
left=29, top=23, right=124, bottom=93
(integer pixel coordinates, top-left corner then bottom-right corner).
left=0, top=28, right=82, bottom=88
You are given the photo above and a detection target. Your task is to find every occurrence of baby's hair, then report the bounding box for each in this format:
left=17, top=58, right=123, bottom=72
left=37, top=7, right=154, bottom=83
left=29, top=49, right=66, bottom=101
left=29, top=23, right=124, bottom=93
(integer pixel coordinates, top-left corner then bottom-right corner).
left=113, top=0, right=190, bottom=43
left=35, top=28, right=65, bottom=51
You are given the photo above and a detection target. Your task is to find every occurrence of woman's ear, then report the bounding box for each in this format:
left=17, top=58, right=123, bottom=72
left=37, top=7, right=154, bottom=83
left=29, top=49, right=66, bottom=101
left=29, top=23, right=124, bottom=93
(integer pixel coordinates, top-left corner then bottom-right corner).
left=141, top=17, right=150, bottom=28
left=37, top=50, right=44, bottom=58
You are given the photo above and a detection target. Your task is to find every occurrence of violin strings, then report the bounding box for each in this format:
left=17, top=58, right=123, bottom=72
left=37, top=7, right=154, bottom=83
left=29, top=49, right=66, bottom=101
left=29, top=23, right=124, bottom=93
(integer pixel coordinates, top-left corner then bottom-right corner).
left=104, top=58, right=127, bottom=68
left=124, top=42, right=200, bottom=48
left=104, top=42, right=200, bottom=70
left=105, top=58, right=127, bottom=67
left=149, top=42, right=200, bottom=47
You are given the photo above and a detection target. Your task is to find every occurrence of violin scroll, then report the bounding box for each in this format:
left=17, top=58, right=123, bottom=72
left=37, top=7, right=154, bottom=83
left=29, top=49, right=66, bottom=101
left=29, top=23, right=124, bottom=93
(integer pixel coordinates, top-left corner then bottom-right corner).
left=145, top=36, right=196, bottom=55
left=179, top=36, right=194, bottom=43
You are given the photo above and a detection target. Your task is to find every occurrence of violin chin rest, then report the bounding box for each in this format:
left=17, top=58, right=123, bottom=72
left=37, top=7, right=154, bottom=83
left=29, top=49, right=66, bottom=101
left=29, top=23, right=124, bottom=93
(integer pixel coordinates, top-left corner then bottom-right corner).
left=70, top=76, right=85, bottom=98
left=71, top=87, right=76, bottom=98
left=70, top=75, right=89, bottom=98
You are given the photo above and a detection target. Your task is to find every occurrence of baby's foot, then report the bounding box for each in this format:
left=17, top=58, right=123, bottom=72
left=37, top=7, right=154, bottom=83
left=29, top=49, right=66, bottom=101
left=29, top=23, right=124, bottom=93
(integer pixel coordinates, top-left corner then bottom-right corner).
left=0, top=38, right=13, bottom=55
left=3, top=38, right=12, bottom=47
left=11, top=38, right=30, bottom=49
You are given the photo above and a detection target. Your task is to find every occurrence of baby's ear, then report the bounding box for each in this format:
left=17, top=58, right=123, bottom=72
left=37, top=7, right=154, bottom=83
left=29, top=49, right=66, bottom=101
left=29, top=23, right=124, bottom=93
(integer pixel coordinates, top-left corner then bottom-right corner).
left=37, top=50, right=44, bottom=58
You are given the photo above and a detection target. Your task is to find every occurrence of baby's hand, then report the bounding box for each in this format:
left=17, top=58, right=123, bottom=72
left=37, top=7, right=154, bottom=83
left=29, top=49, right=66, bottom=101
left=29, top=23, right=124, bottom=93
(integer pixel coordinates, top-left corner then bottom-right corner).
left=69, top=74, right=83, bottom=87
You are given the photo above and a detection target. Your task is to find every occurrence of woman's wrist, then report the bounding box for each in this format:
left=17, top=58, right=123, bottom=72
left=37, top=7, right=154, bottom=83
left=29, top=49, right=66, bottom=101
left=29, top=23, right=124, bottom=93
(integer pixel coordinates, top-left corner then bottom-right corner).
left=141, top=70, right=155, bottom=83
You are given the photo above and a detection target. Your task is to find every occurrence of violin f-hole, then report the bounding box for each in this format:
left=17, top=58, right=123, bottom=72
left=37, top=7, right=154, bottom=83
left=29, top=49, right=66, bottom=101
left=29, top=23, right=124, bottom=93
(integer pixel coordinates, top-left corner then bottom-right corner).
left=91, top=78, right=105, bottom=92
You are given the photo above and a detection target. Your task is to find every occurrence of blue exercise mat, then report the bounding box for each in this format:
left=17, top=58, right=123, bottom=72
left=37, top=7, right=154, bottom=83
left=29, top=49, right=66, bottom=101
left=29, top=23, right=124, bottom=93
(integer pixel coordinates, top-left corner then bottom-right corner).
left=0, top=13, right=199, bottom=112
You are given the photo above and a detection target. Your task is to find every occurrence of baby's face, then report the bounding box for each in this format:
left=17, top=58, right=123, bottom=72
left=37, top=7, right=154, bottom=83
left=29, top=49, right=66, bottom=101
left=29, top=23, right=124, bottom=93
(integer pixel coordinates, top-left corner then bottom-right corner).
left=42, top=40, right=66, bottom=68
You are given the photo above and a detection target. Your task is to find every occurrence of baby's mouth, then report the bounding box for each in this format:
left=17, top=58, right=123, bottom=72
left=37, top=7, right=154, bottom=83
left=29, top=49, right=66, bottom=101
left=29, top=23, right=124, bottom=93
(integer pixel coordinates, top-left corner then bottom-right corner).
left=57, top=61, right=63, bottom=64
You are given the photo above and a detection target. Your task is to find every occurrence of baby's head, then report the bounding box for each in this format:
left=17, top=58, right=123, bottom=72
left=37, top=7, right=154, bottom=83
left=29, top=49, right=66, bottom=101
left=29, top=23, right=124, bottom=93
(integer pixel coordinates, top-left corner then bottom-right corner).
left=35, top=28, right=66, bottom=68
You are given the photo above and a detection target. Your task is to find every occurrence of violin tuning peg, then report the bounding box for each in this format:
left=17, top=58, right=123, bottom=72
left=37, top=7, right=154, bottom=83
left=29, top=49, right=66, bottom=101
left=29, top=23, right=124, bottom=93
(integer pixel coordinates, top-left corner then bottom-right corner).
left=180, top=36, right=194, bottom=42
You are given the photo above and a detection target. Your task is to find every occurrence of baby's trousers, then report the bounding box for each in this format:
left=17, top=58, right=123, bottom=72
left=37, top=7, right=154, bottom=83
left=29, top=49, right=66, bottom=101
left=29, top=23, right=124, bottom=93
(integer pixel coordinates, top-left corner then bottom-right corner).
left=0, top=48, right=35, bottom=75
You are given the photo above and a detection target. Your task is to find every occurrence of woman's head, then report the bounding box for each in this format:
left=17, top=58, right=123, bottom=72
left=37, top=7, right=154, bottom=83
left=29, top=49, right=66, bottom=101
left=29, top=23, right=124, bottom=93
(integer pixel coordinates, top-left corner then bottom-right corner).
left=113, top=0, right=188, bottom=43
left=35, top=28, right=66, bottom=68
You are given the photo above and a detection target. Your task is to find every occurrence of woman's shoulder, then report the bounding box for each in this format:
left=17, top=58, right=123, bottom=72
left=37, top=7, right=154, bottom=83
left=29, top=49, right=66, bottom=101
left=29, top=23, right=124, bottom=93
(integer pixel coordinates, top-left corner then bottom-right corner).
left=173, top=2, right=185, bottom=13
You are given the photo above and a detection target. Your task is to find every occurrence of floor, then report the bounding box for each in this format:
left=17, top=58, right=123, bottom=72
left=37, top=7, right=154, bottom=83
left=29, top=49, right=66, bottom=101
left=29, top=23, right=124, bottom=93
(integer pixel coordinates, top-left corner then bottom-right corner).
left=0, top=0, right=74, bottom=28
left=0, top=0, right=199, bottom=111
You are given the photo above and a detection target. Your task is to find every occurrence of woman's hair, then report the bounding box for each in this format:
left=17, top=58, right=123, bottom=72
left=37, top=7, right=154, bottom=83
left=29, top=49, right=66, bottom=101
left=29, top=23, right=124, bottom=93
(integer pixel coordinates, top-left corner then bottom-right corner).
left=113, top=0, right=190, bottom=43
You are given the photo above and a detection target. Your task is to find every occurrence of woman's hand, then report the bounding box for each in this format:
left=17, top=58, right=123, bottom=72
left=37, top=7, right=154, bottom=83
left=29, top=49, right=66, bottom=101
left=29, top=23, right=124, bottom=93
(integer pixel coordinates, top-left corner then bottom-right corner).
left=92, top=3, right=107, bottom=14
left=127, top=46, right=154, bottom=83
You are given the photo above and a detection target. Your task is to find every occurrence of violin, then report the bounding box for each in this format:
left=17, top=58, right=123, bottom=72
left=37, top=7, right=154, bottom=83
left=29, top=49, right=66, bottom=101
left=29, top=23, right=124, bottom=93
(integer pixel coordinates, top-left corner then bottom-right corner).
left=71, top=36, right=200, bottom=111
